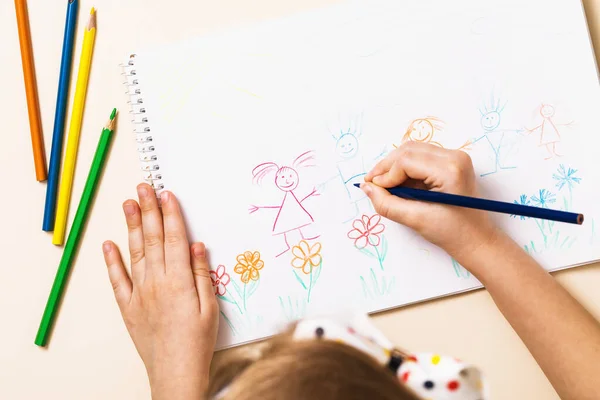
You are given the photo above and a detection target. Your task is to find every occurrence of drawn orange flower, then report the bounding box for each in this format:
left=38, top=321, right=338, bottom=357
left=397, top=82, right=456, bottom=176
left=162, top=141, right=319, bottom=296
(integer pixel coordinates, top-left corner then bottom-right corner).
left=291, top=240, right=322, bottom=274
left=234, top=251, right=264, bottom=284
left=347, top=214, right=386, bottom=249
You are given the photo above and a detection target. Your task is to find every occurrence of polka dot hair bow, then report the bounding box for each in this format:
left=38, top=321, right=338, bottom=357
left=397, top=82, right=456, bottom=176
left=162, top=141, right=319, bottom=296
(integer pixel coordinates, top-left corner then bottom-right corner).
left=294, top=315, right=488, bottom=400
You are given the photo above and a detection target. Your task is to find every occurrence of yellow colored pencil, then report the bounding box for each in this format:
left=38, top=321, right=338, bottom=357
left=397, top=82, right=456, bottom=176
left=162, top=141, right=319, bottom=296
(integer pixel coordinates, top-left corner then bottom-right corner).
left=53, top=8, right=97, bottom=246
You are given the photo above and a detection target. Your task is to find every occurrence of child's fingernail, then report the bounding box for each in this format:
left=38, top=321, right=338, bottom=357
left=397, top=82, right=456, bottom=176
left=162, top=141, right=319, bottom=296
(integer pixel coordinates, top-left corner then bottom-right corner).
left=102, top=241, right=112, bottom=254
left=137, top=184, right=148, bottom=198
left=362, top=183, right=373, bottom=195
left=194, top=243, right=206, bottom=258
left=372, top=176, right=382, bottom=185
left=123, top=202, right=136, bottom=216
left=161, top=191, right=170, bottom=203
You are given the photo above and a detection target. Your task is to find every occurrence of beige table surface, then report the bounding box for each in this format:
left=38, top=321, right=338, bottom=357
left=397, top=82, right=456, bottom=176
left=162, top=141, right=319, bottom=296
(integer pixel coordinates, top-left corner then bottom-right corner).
left=1, top=1, right=599, bottom=399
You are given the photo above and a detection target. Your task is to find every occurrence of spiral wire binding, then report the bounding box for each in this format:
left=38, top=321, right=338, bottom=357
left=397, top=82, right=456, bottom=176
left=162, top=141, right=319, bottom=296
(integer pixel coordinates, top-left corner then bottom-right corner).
left=120, top=55, right=165, bottom=195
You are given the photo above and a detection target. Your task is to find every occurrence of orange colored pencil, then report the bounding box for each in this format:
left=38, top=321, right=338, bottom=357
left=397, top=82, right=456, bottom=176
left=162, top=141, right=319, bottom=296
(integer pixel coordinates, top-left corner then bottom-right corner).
left=15, top=0, right=47, bottom=181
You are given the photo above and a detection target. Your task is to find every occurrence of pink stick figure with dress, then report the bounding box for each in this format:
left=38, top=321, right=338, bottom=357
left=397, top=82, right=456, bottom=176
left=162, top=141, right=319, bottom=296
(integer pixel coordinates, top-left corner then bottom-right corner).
left=527, top=104, right=573, bottom=160
left=249, top=151, right=320, bottom=257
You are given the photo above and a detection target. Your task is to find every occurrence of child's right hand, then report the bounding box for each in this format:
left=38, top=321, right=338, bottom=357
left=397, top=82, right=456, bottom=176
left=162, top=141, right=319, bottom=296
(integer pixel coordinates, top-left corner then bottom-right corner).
left=363, top=142, right=499, bottom=264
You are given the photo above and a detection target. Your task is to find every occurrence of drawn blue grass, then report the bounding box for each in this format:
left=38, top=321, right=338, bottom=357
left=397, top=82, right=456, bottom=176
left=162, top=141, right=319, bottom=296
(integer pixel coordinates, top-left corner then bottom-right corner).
left=279, top=295, right=308, bottom=322
left=530, top=189, right=556, bottom=209
left=360, top=267, right=395, bottom=300
left=553, top=164, right=581, bottom=191
left=511, top=194, right=531, bottom=220
left=220, top=310, right=264, bottom=337
left=451, top=258, right=470, bottom=278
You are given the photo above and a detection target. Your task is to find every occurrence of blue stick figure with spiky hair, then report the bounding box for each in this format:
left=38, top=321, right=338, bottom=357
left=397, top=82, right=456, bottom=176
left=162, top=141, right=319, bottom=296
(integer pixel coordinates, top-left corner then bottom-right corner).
left=318, top=112, right=386, bottom=222
left=472, top=94, right=524, bottom=177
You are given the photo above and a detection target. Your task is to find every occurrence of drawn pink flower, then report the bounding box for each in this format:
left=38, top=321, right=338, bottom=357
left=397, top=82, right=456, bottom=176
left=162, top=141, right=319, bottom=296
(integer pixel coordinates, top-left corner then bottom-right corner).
left=210, top=265, right=230, bottom=296
left=347, top=214, right=386, bottom=249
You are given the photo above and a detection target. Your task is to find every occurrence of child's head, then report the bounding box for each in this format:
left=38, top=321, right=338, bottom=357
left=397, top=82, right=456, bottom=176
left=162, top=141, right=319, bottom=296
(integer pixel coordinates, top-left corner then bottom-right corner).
left=207, top=325, right=419, bottom=400
left=208, top=316, right=486, bottom=400
left=480, top=111, right=501, bottom=132
left=402, top=117, right=444, bottom=143
left=275, top=166, right=299, bottom=192
left=335, top=133, right=360, bottom=159
left=540, top=104, right=555, bottom=118
left=252, top=151, right=316, bottom=191
left=479, top=95, right=506, bottom=132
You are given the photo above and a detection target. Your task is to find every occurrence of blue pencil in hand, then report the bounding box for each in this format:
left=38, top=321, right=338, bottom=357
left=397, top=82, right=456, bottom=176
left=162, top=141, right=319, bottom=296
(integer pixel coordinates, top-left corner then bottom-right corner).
left=43, top=0, right=79, bottom=231
left=354, top=184, right=584, bottom=225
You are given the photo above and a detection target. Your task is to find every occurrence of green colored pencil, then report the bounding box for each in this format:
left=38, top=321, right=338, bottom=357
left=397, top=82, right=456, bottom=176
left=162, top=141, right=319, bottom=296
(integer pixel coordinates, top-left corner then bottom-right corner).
left=35, top=108, right=117, bottom=347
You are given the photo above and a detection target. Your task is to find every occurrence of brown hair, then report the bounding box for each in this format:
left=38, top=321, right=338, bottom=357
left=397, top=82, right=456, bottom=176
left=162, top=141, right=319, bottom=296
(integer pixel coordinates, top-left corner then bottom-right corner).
left=207, top=327, right=420, bottom=400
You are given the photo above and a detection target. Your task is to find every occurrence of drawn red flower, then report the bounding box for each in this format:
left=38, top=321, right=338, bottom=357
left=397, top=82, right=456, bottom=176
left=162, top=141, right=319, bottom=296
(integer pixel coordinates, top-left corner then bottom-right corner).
left=347, top=214, right=386, bottom=249
left=210, top=265, right=230, bottom=296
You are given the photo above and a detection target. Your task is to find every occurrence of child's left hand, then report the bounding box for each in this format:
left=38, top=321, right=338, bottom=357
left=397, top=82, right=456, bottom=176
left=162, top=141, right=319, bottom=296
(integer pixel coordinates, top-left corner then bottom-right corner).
left=102, top=184, right=218, bottom=399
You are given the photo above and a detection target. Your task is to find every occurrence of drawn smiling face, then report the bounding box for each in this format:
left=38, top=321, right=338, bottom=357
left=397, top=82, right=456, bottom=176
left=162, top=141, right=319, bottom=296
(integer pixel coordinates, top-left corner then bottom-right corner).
left=481, top=111, right=501, bottom=131
left=540, top=104, right=555, bottom=118
left=409, top=119, right=434, bottom=142
left=336, top=134, right=359, bottom=159
left=275, top=167, right=299, bottom=192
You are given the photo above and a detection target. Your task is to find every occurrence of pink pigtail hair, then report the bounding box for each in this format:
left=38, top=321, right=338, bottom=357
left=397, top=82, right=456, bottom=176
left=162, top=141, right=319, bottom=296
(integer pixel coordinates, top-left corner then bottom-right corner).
left=252, top=162, right=279, bottom=185
left=292, top=150, right=317, bottom=169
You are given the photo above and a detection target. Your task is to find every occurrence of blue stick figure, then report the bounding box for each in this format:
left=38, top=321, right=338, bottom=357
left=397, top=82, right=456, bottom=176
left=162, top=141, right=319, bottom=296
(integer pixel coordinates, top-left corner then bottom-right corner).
left=472, top=95, right=523, bottom=177
left=319, top=113, right=386, bottom=222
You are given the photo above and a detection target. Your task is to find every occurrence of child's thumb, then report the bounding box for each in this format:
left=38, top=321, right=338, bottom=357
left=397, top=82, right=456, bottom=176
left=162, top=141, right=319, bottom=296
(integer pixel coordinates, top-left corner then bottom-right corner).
left=361, top=183, right=424, bottom=229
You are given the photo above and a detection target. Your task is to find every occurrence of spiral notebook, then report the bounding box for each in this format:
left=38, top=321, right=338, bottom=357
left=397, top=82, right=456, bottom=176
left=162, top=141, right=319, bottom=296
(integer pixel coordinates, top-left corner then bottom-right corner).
left=122, top=0, right=600, bottom=349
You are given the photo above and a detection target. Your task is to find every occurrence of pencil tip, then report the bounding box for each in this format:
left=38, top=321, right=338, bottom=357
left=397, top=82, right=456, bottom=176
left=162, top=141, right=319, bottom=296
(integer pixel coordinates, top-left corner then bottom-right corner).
left=87, top=8, right=96, bottom=29
left=353, top=183, right=361, bottom=188
left=105, top=109, right=117, bottom=130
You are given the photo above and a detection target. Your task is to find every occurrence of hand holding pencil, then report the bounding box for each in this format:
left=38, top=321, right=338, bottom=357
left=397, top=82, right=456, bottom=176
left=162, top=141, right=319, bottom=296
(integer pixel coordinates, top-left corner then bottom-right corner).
left=361, top=142, right=504, bottom=260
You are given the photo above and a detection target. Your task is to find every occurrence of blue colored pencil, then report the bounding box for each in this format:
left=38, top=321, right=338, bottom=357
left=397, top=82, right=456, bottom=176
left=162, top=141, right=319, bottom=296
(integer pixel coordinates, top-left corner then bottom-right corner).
left=354, top=184, right=583, bottom=225
left=43, top=0, right=79, bottom=232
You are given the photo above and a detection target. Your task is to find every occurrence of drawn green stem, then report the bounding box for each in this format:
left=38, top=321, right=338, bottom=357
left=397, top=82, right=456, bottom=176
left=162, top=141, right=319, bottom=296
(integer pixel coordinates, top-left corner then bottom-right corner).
left=243, top=283, right=247, bottom=312
left=221, top=311, right=238, bottom=335
left=534, top=219, right=548, bottom=247
left=374, top=245, right=384, bottom=271
left=232, top=297, right=243, bottom=315
left=568, top=188, right=573, bottom=211
left=307, top=267, right=314, bottom=303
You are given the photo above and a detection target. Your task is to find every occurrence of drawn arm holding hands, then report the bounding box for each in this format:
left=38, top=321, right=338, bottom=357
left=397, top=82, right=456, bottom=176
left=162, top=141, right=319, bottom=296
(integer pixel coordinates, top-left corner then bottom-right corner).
left=362, top=142, right=600, bottom=400
left=249, top=204, right=281, bottom=214
left=525, top=124, right=543, bottom=135
left=301, top=187, right=320, bottom=203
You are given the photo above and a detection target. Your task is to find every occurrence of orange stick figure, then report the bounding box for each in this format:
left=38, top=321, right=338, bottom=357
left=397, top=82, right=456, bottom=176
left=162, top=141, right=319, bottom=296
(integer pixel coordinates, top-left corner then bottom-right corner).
left=395, top=117, right=471, bottom=150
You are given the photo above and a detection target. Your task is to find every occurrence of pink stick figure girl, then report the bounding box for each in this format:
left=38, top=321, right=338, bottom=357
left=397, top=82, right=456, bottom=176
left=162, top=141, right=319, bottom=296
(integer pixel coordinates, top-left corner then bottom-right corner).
left=527, top=104, right=573, bottom=160
left=249, top=151, right=320, bottom=257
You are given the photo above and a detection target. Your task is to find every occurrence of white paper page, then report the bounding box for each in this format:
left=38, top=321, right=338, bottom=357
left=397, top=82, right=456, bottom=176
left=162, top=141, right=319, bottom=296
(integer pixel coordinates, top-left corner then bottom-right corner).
left=131, top=0, right=600, bottom=348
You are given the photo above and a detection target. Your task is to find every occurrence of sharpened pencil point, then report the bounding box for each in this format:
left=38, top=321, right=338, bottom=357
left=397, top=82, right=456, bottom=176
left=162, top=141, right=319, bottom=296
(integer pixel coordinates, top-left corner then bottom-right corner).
left=87, top=8, right=96, bottom=30
left=353, top=183, right=360, bottom=188
left=106, top=109, right=117, bottom=131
